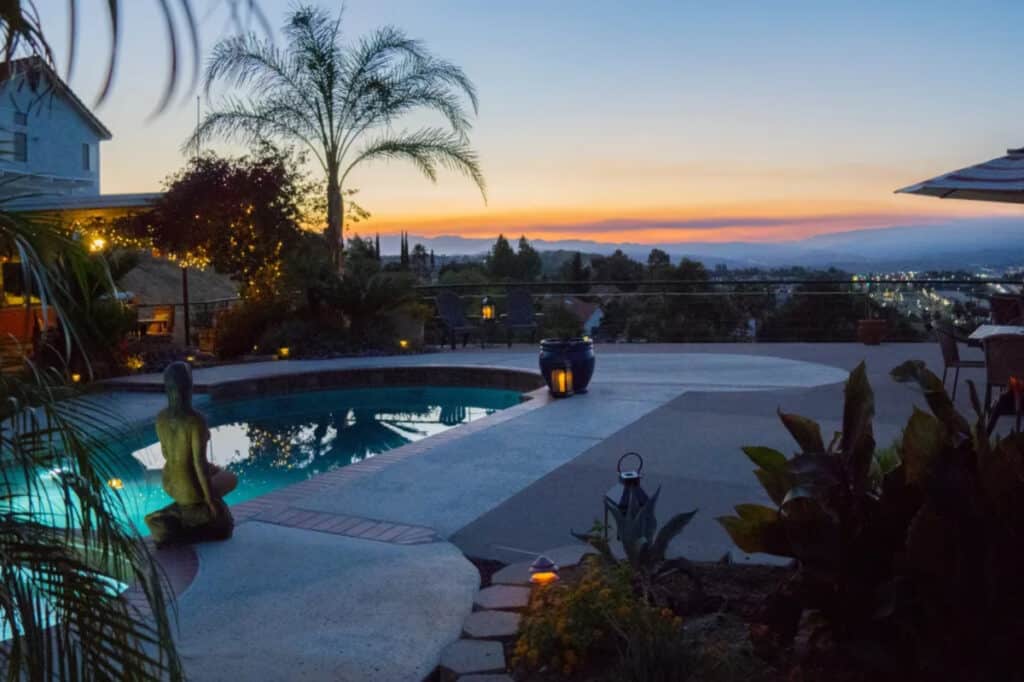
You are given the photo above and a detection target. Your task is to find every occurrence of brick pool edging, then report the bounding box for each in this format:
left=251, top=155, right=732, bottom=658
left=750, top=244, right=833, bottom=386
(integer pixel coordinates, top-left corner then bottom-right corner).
left=118, top=364, right=551, bottom=611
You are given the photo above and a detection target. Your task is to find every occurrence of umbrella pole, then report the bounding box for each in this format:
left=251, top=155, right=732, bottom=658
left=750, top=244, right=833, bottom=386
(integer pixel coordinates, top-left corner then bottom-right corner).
left=181, top=266, right=191, bottom=348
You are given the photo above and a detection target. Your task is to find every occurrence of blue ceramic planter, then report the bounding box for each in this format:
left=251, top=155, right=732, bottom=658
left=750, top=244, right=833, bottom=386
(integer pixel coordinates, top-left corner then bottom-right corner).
left=539, top=338, right=596, bottom=394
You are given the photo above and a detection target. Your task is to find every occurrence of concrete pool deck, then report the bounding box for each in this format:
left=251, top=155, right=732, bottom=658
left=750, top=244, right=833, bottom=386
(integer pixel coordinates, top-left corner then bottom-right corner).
left=101, top=343, right=968, bottom=680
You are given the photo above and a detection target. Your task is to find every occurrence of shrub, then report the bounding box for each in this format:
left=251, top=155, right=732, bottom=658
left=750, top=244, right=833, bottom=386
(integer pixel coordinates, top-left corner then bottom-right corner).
left=213, top=299, right=291, bottom=358
left=539, top=301, right=583, bottom=339
left=717, top=361, right=1024, bottom=678
left=513, top=559, right=686, bottom=678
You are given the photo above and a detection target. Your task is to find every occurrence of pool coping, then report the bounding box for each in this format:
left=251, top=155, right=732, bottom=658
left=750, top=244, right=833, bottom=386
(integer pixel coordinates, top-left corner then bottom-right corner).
left=119, top=364, right=551, bottom=609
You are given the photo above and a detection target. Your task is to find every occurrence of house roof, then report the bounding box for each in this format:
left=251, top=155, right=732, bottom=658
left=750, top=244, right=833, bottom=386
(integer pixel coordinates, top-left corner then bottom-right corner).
left=0, top=57, right=113, bottom=141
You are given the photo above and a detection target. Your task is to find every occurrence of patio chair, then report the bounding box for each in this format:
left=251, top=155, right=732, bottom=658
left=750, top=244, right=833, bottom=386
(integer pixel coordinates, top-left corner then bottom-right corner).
left=935, top=323, right=983, bottom=400
left=989, top=295, right=1024, bottom=325
left=142, top=305, right=175, bottom=338
left=435, top=291, right=481, bottom=350
left=502, top=288, right=538, bottom=348
left=982, top=333, right=1024, bottom=414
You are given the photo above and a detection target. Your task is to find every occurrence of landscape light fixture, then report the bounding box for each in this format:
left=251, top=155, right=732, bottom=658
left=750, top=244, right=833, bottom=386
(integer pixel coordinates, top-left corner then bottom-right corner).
left=277, top=346, right=290, bottom=359
left=529, top=555, right=560, bottom=586
left=604, top=452, right=650, bottom=540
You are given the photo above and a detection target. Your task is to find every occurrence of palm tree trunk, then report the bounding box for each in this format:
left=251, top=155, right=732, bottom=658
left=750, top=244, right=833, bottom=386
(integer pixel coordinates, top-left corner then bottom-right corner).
left=326, top=171, right=344, bottom=271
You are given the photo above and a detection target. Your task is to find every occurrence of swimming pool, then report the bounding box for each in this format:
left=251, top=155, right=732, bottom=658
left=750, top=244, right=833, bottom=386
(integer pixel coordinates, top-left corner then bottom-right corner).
left=95, top=385, right=521, bottom=533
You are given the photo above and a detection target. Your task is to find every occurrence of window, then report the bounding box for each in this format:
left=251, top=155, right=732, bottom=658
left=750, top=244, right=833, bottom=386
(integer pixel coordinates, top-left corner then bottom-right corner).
left=13, top=132, right=26, bottom=162
left=82, top=143, right=91, bottom=171
left=13, top=112, right=26, bottom=126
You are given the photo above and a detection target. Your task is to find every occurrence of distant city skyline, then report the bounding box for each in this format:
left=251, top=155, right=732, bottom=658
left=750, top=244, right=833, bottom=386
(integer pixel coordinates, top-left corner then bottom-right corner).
left=31, top=0, right=1024, bottom=243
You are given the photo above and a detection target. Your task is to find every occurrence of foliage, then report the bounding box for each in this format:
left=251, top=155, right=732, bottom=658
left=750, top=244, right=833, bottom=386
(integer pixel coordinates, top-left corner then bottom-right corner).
left=127, top=146, right=307, bottom=299
left=539, top=301, right=584, bottom=339
left=324, top=270, right=416, bottom=347
left=487, top=234, right=518, bottom=280
left=0, top=210, right=181, bottom=679
left=513, top=559, right=686, bottom=678
left=213, top=298, right=292, bottom=358
left=559, top=251, right=591, bottom=285
left=255, top=315, right=348, bottom=358
left=516, top=236, right=543, bottom=281
left=191, top=4, right=485, bottom=265
left=592, top=249, right=644, bottom=284
left=717, top=361, right=1024, bottom=678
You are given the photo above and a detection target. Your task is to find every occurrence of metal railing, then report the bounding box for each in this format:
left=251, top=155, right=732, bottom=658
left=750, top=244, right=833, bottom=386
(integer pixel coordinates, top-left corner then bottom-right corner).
left=416, top=278, right=1022, bottom=344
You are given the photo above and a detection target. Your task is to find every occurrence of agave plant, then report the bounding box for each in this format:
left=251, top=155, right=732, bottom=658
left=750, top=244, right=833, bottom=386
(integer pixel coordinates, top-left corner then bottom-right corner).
left=574, top=488, right=698, bottom=603
left=718, top=361, right=1024, bottom=678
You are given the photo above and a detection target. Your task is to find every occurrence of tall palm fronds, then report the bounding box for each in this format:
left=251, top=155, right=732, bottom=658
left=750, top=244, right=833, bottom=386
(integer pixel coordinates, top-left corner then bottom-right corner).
left=1, top=0, right=269, bottom=113
left=0, top=209, right=182, bottom=680
left=188, top=4, right=486, bottom=266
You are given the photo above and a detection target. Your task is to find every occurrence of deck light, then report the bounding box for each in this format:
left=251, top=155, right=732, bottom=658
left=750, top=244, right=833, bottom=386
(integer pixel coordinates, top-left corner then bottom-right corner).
left=481, top=296, right=495, bottom=321
left=549, top=363, right=573, bottom=397
left=529, top=555, right=560, bottom=586
left=107, top=478, right=124, bottom=490
left=604, top=452, right=650, bottom=540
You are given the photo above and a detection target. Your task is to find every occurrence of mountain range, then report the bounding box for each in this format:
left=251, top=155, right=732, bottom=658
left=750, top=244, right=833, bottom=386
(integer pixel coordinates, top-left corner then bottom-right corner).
left=377, top=216, right=1024, bottom=272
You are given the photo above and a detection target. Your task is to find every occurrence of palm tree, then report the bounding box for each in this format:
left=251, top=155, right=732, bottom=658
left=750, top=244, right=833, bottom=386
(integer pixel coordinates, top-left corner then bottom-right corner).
left=188, top=5, right=486, bottom=267
left=0, top=211, right=181, bottom=679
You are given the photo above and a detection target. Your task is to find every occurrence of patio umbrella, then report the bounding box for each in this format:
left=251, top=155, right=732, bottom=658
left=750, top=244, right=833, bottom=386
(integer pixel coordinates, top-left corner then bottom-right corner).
left=896, top=146, right=1024, bottom=204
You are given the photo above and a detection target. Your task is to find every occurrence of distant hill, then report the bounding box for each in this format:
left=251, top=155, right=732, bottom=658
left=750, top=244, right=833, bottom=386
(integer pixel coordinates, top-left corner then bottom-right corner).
left=382, top=217, right=1024, bottom=272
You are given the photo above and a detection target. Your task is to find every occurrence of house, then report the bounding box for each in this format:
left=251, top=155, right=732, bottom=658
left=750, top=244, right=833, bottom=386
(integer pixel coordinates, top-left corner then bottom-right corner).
left=0, top=57, right=159, bottom=355
left=0, top=57, right=158, bottom=213
left=562, top=297, right=604, bottom=336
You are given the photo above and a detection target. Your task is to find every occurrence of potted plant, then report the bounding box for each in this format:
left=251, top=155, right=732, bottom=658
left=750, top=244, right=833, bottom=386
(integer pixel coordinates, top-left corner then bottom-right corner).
left=857, top=315, right=887, bottom=345
left=539, top=337, right=596, bottom=394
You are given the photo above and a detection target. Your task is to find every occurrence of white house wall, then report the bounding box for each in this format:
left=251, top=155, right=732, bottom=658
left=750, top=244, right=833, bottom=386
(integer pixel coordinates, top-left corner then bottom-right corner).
left=0, top=77, right=102, bottom=195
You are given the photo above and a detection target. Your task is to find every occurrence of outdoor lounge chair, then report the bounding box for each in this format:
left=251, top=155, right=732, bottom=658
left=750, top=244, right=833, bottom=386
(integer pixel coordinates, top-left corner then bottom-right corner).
left=989, top=295, right=1024, bottom=325
left=502, top=288, right=538, bottom=348
left=935, top=323, right=983, bottom=401
left=982, top=333, right=1024, bottom=414
left=435, top=291, right=481, bottom=350
left=141, top=304, right=175, bottom=338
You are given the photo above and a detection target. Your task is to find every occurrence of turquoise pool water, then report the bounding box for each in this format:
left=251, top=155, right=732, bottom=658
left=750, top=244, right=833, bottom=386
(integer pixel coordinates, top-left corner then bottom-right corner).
left=100, top=386, right=520, bottom=533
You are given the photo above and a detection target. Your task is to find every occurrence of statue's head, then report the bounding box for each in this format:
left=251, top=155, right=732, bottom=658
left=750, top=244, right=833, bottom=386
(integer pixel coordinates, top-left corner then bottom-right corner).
left=163, top=361, right=193, bottom=410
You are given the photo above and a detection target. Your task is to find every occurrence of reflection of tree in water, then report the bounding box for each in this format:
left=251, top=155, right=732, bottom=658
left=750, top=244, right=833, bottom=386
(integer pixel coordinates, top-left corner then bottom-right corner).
left=213, top=390, right=516, bottom=484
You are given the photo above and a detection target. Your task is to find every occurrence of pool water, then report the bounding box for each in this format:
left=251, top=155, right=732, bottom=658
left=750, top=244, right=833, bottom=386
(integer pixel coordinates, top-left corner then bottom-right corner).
left=102, top=386, right=521, bottom=533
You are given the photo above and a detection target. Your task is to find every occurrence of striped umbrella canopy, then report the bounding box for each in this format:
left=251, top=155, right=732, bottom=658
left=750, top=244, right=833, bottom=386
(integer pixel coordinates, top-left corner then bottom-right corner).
left=896, top=146, right=1024, bottom=204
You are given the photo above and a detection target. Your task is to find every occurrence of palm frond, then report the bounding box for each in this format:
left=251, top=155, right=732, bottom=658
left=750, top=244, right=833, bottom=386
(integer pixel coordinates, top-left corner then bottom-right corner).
left=344, top=128, right=487, bottom=200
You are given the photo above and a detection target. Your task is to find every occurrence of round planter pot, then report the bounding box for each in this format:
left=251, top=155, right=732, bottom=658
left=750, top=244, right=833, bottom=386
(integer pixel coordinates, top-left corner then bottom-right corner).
left=857, top=319, right=887, bottom=345
left=539, top=338, right=596, bottom=394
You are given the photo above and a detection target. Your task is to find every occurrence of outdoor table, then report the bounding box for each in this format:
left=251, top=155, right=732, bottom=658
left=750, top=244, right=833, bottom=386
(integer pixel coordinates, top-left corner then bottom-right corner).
left=968, top=324, right=1024, bottom=347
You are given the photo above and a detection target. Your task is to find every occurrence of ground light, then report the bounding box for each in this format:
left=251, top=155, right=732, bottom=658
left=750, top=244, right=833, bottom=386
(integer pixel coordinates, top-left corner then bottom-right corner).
left=277, top=346, right=290, bottom=359
left=549, top=363, right=573, bottom=397
left=70, top=372, right=82, bottom=383
left=107, top=478, right=124, bottom=490
left=399, top=339, right=410, bottom=350
left=529, top=555, right=560, bottom=585
left=604, top=452, right=650, bottom=540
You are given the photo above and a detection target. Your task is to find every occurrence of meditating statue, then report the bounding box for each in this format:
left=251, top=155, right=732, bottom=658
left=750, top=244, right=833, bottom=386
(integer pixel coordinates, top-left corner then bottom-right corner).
left=145, top=361, right=238, bottom=546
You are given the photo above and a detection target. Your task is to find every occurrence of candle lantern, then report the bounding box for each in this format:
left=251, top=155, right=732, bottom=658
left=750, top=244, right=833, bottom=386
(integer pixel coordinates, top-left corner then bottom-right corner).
left=529, top=555, right=560, bottom=586
left=481, top=296, right=496, bottom=321
left=549, top=363, right=574, bottom=398
left=604, top=452, right=651, bottom=540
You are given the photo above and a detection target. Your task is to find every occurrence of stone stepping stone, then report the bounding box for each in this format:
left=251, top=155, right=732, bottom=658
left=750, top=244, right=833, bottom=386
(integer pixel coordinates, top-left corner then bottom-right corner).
left=474, top=585, right=530, bottom=610
left=490, top=561, right=531, bottom=586
left=439, top=639, right=505, bottom=676
left=460, top=675, right=514, bottom=682
left=463, top=610, right=521, bottom=639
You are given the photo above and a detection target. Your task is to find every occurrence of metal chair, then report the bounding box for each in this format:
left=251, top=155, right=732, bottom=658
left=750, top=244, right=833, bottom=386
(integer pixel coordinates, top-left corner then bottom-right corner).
left=935, top=323, right=983, bottom=400
left=989, top=295, right=1024, bottom=325
left=502, top=288, right=538, bottom=348
left=434, top=291, right=481, bottom=350
left=982, top=333, right=1024, bottom=413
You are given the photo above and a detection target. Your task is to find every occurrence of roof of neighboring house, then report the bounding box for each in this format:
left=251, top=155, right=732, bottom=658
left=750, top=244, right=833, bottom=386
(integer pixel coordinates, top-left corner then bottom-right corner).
left=0, top=57, right=113, bottom=140
left=562, top=297, right=601, bottom=324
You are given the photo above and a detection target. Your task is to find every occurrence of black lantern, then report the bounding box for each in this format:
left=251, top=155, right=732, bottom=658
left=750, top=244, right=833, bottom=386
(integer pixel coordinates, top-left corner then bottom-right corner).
left=603, top=452, right=650, bottom=539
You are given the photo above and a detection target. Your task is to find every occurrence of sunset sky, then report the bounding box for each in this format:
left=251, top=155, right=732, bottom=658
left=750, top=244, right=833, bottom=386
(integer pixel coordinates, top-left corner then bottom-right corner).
left=33, top=0, right=1024, bottom=243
